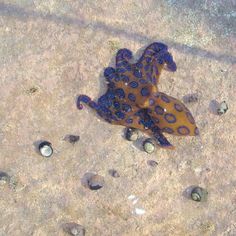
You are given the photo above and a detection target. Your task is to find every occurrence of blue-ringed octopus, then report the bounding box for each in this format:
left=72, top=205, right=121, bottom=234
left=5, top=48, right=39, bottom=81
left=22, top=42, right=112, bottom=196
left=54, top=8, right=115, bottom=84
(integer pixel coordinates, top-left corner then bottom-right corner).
left=77, top=42, right=199, bottom=149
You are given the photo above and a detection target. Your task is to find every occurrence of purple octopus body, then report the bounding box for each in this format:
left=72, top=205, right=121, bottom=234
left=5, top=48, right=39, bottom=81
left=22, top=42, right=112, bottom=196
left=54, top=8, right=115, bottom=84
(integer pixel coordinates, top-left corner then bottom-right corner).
left=77, top=42, right=199, bottom=149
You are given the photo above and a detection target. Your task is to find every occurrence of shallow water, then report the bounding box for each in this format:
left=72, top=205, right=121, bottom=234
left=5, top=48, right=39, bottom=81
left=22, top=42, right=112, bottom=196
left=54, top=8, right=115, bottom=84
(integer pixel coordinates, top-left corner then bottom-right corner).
left=0, top=1, right=235, bottom=235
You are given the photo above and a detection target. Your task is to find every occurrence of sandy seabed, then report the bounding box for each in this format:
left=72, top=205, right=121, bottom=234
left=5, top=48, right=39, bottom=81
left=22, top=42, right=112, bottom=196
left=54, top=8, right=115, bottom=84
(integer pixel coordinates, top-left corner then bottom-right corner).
left=0, top=1, right=235, bottom=235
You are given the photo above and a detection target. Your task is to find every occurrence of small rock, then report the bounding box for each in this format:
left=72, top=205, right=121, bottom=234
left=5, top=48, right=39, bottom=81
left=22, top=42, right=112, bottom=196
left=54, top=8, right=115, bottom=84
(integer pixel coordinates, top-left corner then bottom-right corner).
left=217, top=101, right=228, bottom=115
left=88, top=175, right=104, bottom=190
left=63, top=222, right=85, bottom=236
left=81, top=173, right=104, bottom=191
left=26, top=86, right=38, bottom=95
left=108, top=169, right=120, bottom=178
left=64, top=135, right=80, bottom=144
left=125, top=127, right=139, bottom=141
left=147, top=160, right=158, bottom=167
left=133, top=207, right=146, bottom=215
left=143, top=138, right=156, bottom=154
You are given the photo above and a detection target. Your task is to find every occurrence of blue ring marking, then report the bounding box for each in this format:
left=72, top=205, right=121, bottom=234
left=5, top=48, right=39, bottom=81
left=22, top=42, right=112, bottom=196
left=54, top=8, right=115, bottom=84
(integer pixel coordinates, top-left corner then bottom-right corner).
left=162, top=127, right=174, bottom=134
left=186, top=112, right=195, bottom=124
left=140, top=87, right=150, bottom=97
left=174, top=103, right=183, bottom=112
left=164, top=113, right=176, bottom=123
left=161, top=94, right=170, bottom=103
left=177, top=126, right=190, bottom=135
left=129, top=81, right=139, bottom=88
left=115, top=88, right=125, bottom=99
left=133, top=69, right=142, bottom=78
left=145, top=50, right=154, bottom=56
left=104, top=67, right=115, bottom=78
left=122, top=103, right=132, bottom=112
left=115, top=111, right=125, bottom=120
left=98, top=95, right=112, bottom=108
left=113, top=101, right=120, bottom=109
left=155, top=105, right=164, bottom=115
left=117, top=67, right=127, bottom=73
left=136, top=62, right=143, bottom=69
left=126, top=118, right=133, bottom=124
left=106, top=90, right=115, bottom=99
left=128, top=93, right=136, bottom=102
left=114, top=74, right=120, bottom=81
left=122, top=49, right=132, bottom=59
left=139, top=79, right=148, bottom=84
left=149, top=98, right=155, bottom=106
left=116, top=49, right=132, bottom=60
left=120, top=74, right=130, bottom=83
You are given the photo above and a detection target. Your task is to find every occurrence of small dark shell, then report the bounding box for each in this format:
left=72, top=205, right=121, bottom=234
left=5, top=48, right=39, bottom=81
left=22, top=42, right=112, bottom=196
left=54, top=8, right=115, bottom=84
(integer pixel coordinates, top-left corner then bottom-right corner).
left=125, top=127, right=139, bottom=141
left=81, top=173, right=104, bottom=191
left=191, top=187, right=208, bottom=202
left=88, top=175, right=104, bottom=190
left=64, top=135, right=80, bottom=144
left=108, top=169, right=120, bottom=178
left=0, top=171, right=10, bottom=185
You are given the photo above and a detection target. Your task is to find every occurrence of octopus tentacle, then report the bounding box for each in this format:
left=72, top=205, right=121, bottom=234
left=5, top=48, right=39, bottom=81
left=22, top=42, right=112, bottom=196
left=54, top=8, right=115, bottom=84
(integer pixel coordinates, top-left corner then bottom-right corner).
left=137, top=42, right=168, bottom=64
left=77, top=95, right=115, bottom=122
left=151, top=128, right=174, bottom=149
left=116, top=49, right=133, bottom=73
left=104, top=67, right=116, bottom=82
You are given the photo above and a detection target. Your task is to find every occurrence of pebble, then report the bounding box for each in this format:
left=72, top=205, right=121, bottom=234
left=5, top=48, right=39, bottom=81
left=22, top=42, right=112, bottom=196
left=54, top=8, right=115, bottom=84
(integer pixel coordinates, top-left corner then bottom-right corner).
left=133, top=207, right=146, bottom=215
left=63, top=222, right=85, bottom=236
left=88, top=174, right=104, bottom=190
left=217, top=101, right=228, bottom=115
left=108, top=169, right=120, bottom=178
left=82, top=173, right=104, bottom=191
left=147, top=160, right=158, bottom=167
